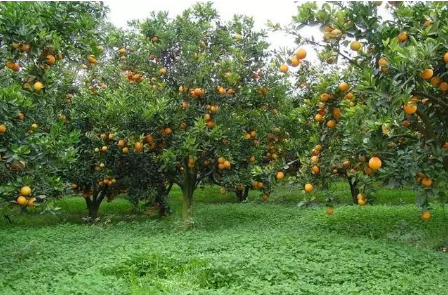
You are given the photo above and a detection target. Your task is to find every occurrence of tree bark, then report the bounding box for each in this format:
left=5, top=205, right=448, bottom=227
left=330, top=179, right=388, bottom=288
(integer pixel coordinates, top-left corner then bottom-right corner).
left=85, top=187, right=107, bottom=221
left=348, top=177, right=359, bottom=204
left=181, top=166, right=196, bottom=228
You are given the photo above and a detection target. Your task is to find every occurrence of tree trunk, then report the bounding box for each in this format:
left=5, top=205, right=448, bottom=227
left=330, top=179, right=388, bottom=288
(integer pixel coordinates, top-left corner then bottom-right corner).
left=155, top=181, right=172, bottom=216
left=348, top=177, right=359, bottom=204
left=85, top=188, right=106, bottom=221
left=181, top=166, right=196, bottom=229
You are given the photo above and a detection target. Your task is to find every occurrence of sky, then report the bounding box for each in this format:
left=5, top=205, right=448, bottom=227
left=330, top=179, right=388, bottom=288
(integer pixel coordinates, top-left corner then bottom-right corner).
left=105, top=0, right=320, bottom=59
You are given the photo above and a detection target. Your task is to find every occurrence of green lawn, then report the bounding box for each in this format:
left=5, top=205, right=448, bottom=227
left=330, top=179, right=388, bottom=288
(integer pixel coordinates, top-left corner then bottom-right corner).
left=1, top=185, right=448, bottom=294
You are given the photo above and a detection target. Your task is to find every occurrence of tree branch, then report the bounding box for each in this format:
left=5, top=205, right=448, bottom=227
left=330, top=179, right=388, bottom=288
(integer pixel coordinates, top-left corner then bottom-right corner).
left=415, top=108, right=437, bottom=145
left=412, top=91, right=448, bottom=110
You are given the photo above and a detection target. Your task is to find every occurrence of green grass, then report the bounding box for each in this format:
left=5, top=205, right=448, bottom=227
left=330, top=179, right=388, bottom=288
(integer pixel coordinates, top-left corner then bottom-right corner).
left=1, top=185, right=448, bottom=294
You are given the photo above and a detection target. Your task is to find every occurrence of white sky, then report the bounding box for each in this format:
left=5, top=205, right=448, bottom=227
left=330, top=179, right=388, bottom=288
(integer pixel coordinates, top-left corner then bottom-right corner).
left=105, top=0, right=320, bottom=60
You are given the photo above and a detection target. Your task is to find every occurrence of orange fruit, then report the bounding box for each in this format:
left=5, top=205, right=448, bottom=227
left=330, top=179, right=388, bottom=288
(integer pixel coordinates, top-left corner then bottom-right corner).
left=326, top=207, right=334, bottom=215
left=6, top=61, right=20, bottom=72
left=368, top=156, right=382, bottom=170
left=16, top=196, right=27, bottom=206
left=326, top=119, right=336, bottom=128
left=101, top=146, right=108, bottom=152
left=20, top=186, right=32, bottom=196
left=421, top=210, right=431, bottom=221
left=320, top=93, right=330, bottom=102
left=218, top=157, right=225, bottom=164
left=315, top=114, right=323, bottom=122
left=421, top=177, right=432, bottom=187
left=71, top=183, right=78, bottom=189
left=304, top=183, right=314, bottom=193
left=88, top=55, right=97, bottom=64
left=27, top=198, right=35, bottom=207
left=332, top=108, right=341, bottom=120
left=206, top=120, right=214, bottom=129
left=46, top=55, right=56, bottom=65
left=118, top=48, right=126, bottom=55
left=34, top=81, right=44, bottom=91
left=218, top=163, right=225, bottom=170
left=291, top=56, right=300, bottom=67
left=295, top=48, right=307, bottom=59
left=378, top=58, right=388, bottom=67
left=159, top=68, right=167, bottom=75
left=0, top=124, right=6, bottom=133
left=280, top=64, right=288, bottom=73
left=135, top=142, right=143, bottom=153
left=443, top=142, right=448, bottom=151
left=339, top=82, right=349, bottom=92
left=430, top=77, right=441, bottom=87
left=397, top=31, right=408, bottom=42
left=404, top=102, right=417, bottom=115
left=440, top=82, right=448, bottom=91
left=249, top=156, right=255, bottom=162
left=223, top=160, right=231, bottom=169
left=315, top=144, right=323, bottom=151
left=358, top=198, right=367, bottom=206
left=122, top=147, right=129, bottom=153
left=276, top=171, right=285, bottom=180
left=420, top=69, right=433, bottom=80
left=118, top=139, right=125, bottom=148
left=311, top=156, right=319, bottom=163
left=444, top=52, right=448, bottom=64
left=344, top=92, right=354, bottom=100
left=350, top=41, right=361, bottom=51
left=164, top=127, right=172, bottom=135
left=19, top=43, right=30, bottom=51
left=312, top=165, right=320, bottom=174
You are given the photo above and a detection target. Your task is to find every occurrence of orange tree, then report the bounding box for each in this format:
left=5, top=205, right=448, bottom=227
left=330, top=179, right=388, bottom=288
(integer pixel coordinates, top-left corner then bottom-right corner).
left=112, top=3, right=294, bottom=227
left=0, top=2, right=106, bottom=219
left=286, top=1, right=448, bottom=217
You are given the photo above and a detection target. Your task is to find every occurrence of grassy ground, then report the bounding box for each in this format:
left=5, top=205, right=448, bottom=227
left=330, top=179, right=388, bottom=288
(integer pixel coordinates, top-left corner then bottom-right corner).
left=1, top=184, right=448, bottom=294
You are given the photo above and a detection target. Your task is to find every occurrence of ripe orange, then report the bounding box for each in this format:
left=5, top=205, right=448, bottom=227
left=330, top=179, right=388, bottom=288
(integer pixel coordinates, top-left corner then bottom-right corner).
left=218, top=163, right=225, bottom=170
left=326, top=119, right=336, bottom=128
left=164, top=127, right=172, bottom=135
left=206, top=120, right=214, bottom=129
left=443, top=142, right=448, bottom=151
left=404, top=102, right=417, bottom=114
left=350, top=41, right=361, bottom=51
left=368, top=156, right=382, bottom=170
left=320, top=93, right=330, bottom=102
left=311, top=156, right=319, bottom=164
left=20, top=43, right=30, bottom=51
left=88, top=55, right=97, bottom=64
left=364, top=167, right=373, bottom=175
left=6, top=61, right=20, bottom=72
left=118, top=48, right=126, bottom=55
left=16, top=196, right=27, bottom=206
left=421, top=210, right=431, bottom=221
left=378, top=58, right=388, bottom=67
left=397, top=31, right=408, bottom=42
left=358, top=198, right=367, bottom=206
left=118, top=139, right=125, bottom=148
left=444, top=52, right=448, bottom=64
left=218, top=157, right=225, bottom=164
left=420, top=69, right=433, bottom=80
left=332, top=108, right=341, bottom=120
left=315, top=114, right=323, bottom=122
left=421, top=177, right=432, bottom=187
left=312, top=165, right=320, bottom=174
left=159, top=68, right=167, bottom=75
left=27, top=198, right=35, bottom=207
left=34, top=81, right=44, bottom=91
left=304, top=183, right=314, bottom=193
left=20, top=186, right=32, bottom=196
left=101, top=146, right=108, bottom=152
left=342, top=160, right=350, bottom=168
left=46, top=55, right=56, bottom=65
left=326, top=207, right=334, bottom=215
left=440, top=82, right=448, bottom=91
left=296, top=48, right=307, bottom=59
left=276, top=171, right=285, bottom=180
left=315, top=144, right=323, bottom=151
left=122, top=147, right=129, bottom=153
left=249, top=156, right=255, bottom=162
left=250, top=130, right=257, bottom=138
left=280, top=64, right=288, bottom=73
left=357, top=193, right=365, bottom=200
left=291, top=56, right=300, bottom=67
left=135, top=142, right=143, bottom=153
left=430, top=76, right=441, bottom=87
left=344, top=92, right=354, bottom=100
left=71, top=183, right=78, bottom=189
left=339, top=82, right=349, bottom=92
left=0, top=124, right=6, bottom=133
left=221, top=160, right=230, bottom=169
